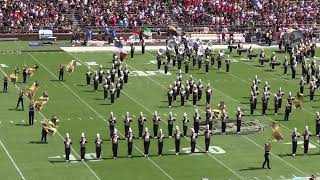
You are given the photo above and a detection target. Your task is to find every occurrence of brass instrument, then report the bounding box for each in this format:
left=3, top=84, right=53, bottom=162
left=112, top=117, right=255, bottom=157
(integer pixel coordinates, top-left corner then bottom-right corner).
left=271, top=122, right=283, bottom=141
left=292, top=92, right=303, bottom=109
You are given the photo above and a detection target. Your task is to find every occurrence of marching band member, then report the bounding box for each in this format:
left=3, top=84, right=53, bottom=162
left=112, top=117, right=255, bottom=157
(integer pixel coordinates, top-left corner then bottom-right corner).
left=225, top=55, right=231, bottom=72
left=28, top=101, right=35, bottom=125
left=16, top=89, right=24, bottom=110
left=98, top=65, right=104, bottom=85
left=236, top=107, right=243, bottom=133
left=64, top=133, right=72, bottom=162
left=103, top=80, right=109, bottom=100
left=109, top=112, right=116, bottom=137
left=141, top=39, right=145, bottom=54
left=310, top=80, right=316, bottom=101
left=127, top=128, right=134, bottom=158
left=143, top=127, right=151, bottom=157
left=192, top=85, right=198, bottom=106
left=270, top=52, right=277, bottom=70
left=123, top=65, right=129, bottom=84
left=157, top=51, right=162, bottom=70
left=197, top=54, right=202, bottom=69
left=40, top=121, right=48, bottom=143
left=174, top=126, right=182, bottom=155
left=130, top=43, right=135, bottom=58
left=164, top=58, right=169, bottom=74
left=168, top=112, right=176, bottom=138
left=182, top=112, right=189, bottom=136
left=221, top=109, right=228, bottom=135
left=259, top=49, right=266, bottom=66
left=172, top=83, right=178, bottom=102
left=158, top=129, right=165, bottom=156
left=112, top=129, right=119, bottom=159
left=172, top=54, right=177, bottom=67
left=292, top=128, right=300, bottom=157
left=168, top=85, right=173, bottom=108
left=110, top=83, right=116, bottom=103
left=262, top=141, right=271, bottom=169
left=185, top=81, right=190, bottom=102
left=86, top=67, right=92, bottom=86
left=206, top=83, right=212, bottom=104
left=3, top=75, right=8, bottom=92
left=197, top=79, right=203, bottom=101
left=303, top=126, right=312, bottom=155
left=190, top=128, right=198, bottom=154
left=116, top=81, right=121, bottom=98
left=184, top=59, right=189, bottom=74
left=250, top=91, right=256, bottom=115
left=262, top=92, right=269, bottom=115
left=274, top=93, right=280, bottom=115
left=59, top=64, right=64, bottom=81
left=247, top=46, right=254, bottom=61
left=180, top=85, right=186, bottom=106
left=80, top=132, right=87, bottom=161
left=138, top=112, right=146, bottom=138
left=204, top=125, right=212, bottom=152
left=193, top=109, right=201, bottom=134
left=284, top=100, right=292, bottom=121
left=316, top=112, right=320, bottom=136
left=95, top=133, right=103, bottom=160
left=210, top=49, right=215, bottom=65
left=22, top=65, right=27, bottom=83
left=124, top=112, right=132, bottom=138
left=299, top=76, right=305, bottom=94
left=217, top=49, right=223, bottom=69
left=291, top=58, right=297, bottom=79
left=277, top=87, right=285, bottom=108
left=93, top=71, right=99, bottom=91
left=153, top=111, right=161, bottom=137
left=205, top=58, right=209, bottom=73
left=283, top=56, right=288, bottom=75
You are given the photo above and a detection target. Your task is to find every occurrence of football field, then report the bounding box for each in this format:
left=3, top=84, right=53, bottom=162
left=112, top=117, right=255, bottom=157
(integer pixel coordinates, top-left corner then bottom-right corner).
left=0, top=41, right=320, bottom=180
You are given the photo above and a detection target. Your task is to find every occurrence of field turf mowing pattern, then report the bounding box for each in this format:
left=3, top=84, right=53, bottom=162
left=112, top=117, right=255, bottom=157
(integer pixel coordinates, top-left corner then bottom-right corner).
left=0, top=41, right=320, bottom=180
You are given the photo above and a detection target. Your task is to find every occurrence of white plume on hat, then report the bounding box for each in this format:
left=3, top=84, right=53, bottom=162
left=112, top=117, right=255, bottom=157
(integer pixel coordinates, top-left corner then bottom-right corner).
left=129, top=127, right=132, bottom=133
left=96, top=133, right=100, bottom=138
left=81, top=132, right=85, bottom=137
left=305, top=126, right=308, bottom=130
left=159, top=129, right=163, bottom=134
left=184, top=112, right=187, bottom=116
left=293, top=128, right=297, bottom=133
left=66, top=133, right=70, bottom=138
left=175, top=126, right=179, bottom=130
left=237, top=107, right=241, bottom=111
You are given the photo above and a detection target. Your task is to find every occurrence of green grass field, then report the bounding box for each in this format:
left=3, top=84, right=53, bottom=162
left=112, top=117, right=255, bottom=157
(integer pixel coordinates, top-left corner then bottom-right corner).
left=0, top=41, right=320, bottom=180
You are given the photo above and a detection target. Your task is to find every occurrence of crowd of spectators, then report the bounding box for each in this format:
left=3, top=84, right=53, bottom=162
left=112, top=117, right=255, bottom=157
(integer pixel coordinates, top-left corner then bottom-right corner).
left=0, top=0, right=319, bottom=33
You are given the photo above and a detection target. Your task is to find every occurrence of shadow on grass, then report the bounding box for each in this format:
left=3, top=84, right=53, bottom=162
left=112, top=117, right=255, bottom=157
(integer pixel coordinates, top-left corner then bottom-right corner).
left=98, top=103, right=111, bottom=106
left=239, top=167, right=264, bottom=171
left=76, top=84, right=87, bottom=87
left=8, top=108, right=24, bottom=111
left=15, top=123, right=29, bottom=126
left=29, top=141, right=47, bottom=144
left=50, top=79, right=60, bottom=82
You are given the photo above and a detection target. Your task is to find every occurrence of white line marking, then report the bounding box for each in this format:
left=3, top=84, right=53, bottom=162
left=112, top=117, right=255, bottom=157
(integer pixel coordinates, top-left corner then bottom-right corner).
left=29, top=53, right=175, bottom=180
left=317, top=173, right=320, bottom=176
left=266, top=176, right=272, bottom=180
left=48, top=156, right=61, bottom=159
left=21, top=120, right=25, bottom=123
left=280, top=175, right=285, bottom=179
left=67, top=118, right=71, bottom=121
left=0, top=121, right=2, bottom=124
left=34, top=120, right=37, bottom=122
left=10, top=121, right=13, bottom=124
left=0, top=65, right=101, bottom=180
left=253, top=177, right=260, bottom=180
left=78, top=117, right=82, bottom=120
left=0, top=139, right=26, bottom=180
left=89, top=117, right=93, bottom=120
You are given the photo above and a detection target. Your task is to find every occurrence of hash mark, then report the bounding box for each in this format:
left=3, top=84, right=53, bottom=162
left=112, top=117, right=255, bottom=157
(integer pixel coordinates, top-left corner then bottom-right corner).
left=78, top=117, right=82, bottom=120
left=10, top=121, right=13, bottom=124
left=89, top=117, right=93, bottom=120
left=21, top=120, right=25, bottom=123
left=280, top=176, right=285, bottom=179
left=266, top=176, right=272, bottom=179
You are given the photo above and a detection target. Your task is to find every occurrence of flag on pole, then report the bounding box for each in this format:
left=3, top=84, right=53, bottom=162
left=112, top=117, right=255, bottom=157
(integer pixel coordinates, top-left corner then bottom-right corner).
left=143, top=27, right=152, bottom=37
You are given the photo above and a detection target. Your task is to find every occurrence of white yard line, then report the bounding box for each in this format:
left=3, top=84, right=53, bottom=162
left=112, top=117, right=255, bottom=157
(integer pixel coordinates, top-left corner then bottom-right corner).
left=0, top=139, right=26, bottom=180
left=266, top=176, right=272, bottom=179
left=28, top=53, right=175, bottom=180
left=0, top=66, right=101, bottom=180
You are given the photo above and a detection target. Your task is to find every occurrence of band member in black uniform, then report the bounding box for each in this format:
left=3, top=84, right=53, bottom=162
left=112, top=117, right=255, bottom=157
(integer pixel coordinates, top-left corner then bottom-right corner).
left=262, top=92, right=269, bottom=115
left=277, top=87, right=285, bottom=108
left=168, top=112, right=175, bottom=138
left=262, top=141, right=271, bottom=169
left=247, top=46, right=254, bottom=61
left=180, top=86, right=186, bottom=106
left=138, top=112, right=146, bottom=138
left=64, top=133, right=72, bottom=162
left=59, top=64, right=64, bottom=81
left=166, top=49, right=171, bottom=63
left=112, top=129, right=119, bottom=159
left=292, top=128, right=300, bottom=156
left=193, top=109, right=201, bottom=134
left=197, top=80, right=203, bottom=101
left=143, top=128, right=151, bottom=157
left=192, top=52, right=197, bottom=66
left=157, top=53, right=162, bottom=70
left=168, top=86, right=173, bottom=108
left=110, top=83, right=116, bottom=103
left=284, top=100, right=292, bottom=121
left=221, top=109, right=228, bottom=135
left=291, top=59, right=297, bottom=79
left=86, top=67, right=92, bottom=85
left=164, top=59, right=169, bottom=74
left=141, top=39, right=145, bottom=54
left=158, top=129, right=165, bottom=156
left=192, top=85, right=198, bottom=106
left=109, top=112, right=116, bottom=137
left=299, top=76, right=305, bottom=94
left=3, top=75, right=8, bottom=92
left=310, top=42, right=316, bottom=58
left=127, top=128, right=134, bottom=158
left=225, top=55, right=231, bottom=72
left=205, top=58, right=209, bottom=73
left=210, top=49, right=215, bottom=65
left=28, top=101, right=35, bottom=125
left=22, top=65, right=27, bottom=83
left=274, top=94, right=280, bottom=115
left=93, top=71, right=99, bottom=91
left=303, top=126, right=312, bottom=155
left=206, top=83, right=212, bottom=104
left=40, top=121, right=48, bottom=143
left=197, top=55, right=202, bottom=69
left=16, top=90, right=24, bottom=110
left=283, top=56, right=288, bottom=75
left=177, top=54, right=182, bottom=70
left=310, top=80, right=316, bottom=101
left=316, top=112, right=320, bottom=136
left=153, top=111, right=161, bottom=137
left=182, top=112, right=189, bottom=136
left=123, top=65, right=129, bottom=84
left=80, top=132, right=87, bottom=161
left=172, top=54, right=177, bottom=67
left=174, top=126, right=182, bottom=155
left=95, top=133, right=102, bottom=160
left=98, top=65, right=104, bottom=85
left=190, top=128, right=198, bottom=154
left=184, top=59, right=189, bottom=74
left=270, top=52, right=277, bottom=70
left=204, top=125, right=212, bottom=152
left=124, top=112, right=132, bottom=138
left=217, top=50, right=223, bottom=69
left=259, top=49, right=266, bottom=66
left=236, top=107, right=243, bottom=133
left=103, top=81, right=109, bottom=100
left=130, top=43, right=135, bottom=58
left=250, top=93, right=255, bottom=115
left=116, top=81, right=121, bottom=98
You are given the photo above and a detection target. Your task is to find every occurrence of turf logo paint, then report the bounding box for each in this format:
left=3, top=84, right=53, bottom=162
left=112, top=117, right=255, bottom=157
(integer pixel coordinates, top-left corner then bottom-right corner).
left=48, top=153, right=100, bottom=163
left=130, top=70, right=172, bottom=77
left=169, top=146, right=226, bottom=154
left=85, top=61, right=99, bottom=66
left=283, top=141, right=317, bottom=149
left=198, top=120, right=263, bottom=135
